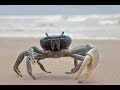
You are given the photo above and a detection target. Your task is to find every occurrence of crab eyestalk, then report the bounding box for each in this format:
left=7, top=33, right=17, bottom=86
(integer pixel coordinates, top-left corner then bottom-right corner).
left=59, top=32, right=64, bottom=38
left=46, top=33, right=51, bottom=39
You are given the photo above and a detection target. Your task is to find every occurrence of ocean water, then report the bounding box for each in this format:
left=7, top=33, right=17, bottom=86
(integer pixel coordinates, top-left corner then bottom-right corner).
left=0, top=15, right=120, bottom=40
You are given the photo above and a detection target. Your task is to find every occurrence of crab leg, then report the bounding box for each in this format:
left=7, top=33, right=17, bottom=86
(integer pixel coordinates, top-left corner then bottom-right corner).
left=74, top=59, right=78, bottom=67
left=13, top=51, right=29, bottom=77
left=31, top=46, right=43, bottom=54
left=26, top=57, right=36, bottom=79
left=65, top=61, right=82, bottom=74
left=65, top=54, right=84, bottom=74
left=29, top=46, right=51, bottom=73
left=37, top=60, right=51, bottom=73
left=29, top=48, right=36, bottom=65
left=70, top=54, right=85, bottom=60
left=13, top=46, right=44, bottom=77
left=71, top=59, right=78, bottom=71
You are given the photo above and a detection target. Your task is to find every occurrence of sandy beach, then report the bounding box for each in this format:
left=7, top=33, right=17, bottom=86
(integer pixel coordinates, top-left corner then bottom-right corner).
left=0, top=37, right=120, bottom=85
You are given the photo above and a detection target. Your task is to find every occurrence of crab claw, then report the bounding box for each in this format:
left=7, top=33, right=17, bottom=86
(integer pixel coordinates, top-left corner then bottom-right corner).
left=76, top=47, right=99, bottom=83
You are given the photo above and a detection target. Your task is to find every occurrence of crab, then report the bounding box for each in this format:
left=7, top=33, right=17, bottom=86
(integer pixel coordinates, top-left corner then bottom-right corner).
left=13, top=32, right=99, bottom=83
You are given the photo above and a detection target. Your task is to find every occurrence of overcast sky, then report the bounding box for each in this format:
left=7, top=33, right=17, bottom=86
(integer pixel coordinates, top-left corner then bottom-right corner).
left=0, top=5, right=120, bottom=15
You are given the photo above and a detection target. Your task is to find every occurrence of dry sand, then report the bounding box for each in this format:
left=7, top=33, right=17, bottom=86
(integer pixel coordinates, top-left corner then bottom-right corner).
left=0, top=37, right=120, bottom=85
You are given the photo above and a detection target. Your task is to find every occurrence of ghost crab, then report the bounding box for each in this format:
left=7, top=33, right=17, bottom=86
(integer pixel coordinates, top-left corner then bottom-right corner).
left=13, top=32, right=99, bottom=83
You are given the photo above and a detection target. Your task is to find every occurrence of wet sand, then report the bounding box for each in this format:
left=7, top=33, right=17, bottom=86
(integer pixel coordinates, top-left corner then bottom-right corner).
left=0, top=37, right=120, bottom=85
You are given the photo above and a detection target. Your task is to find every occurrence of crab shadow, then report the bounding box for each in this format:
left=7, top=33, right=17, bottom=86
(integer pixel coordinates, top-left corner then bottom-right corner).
left=20, top=72, right=101, bottom=84
left=34, top=73, right=73, bottom=81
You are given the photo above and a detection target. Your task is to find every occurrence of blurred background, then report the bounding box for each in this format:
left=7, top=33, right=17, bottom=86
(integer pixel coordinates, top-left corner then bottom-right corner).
left=0, top=5, right=120, bottom=40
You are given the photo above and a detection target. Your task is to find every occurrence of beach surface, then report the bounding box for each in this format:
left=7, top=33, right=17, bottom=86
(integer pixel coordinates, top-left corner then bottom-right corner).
left=0, top=37, right=120, bottom=85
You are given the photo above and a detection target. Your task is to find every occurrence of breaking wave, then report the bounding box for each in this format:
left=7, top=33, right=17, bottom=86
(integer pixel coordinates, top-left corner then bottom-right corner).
left=0, top=14, right=120, bottom=40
